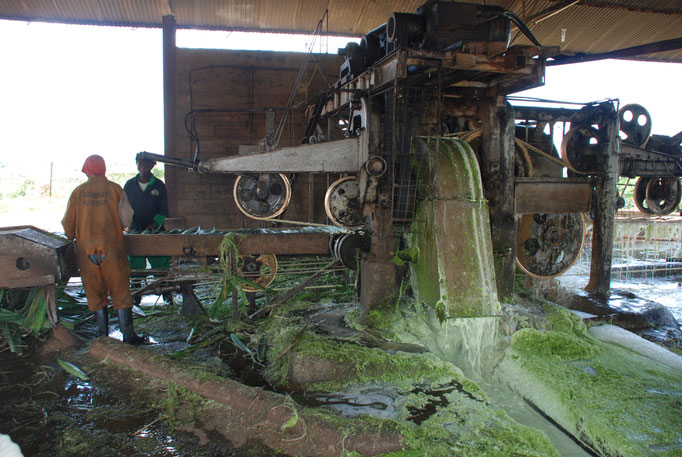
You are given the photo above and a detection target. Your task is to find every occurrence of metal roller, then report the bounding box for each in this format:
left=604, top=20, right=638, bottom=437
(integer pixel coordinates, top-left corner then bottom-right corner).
left=329, top=233, right=371, bottom=269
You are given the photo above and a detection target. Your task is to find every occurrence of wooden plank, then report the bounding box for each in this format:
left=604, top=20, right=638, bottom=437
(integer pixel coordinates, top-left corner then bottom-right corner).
left=124, top=233, right=331, bottom=257
left=515, top=181, right=592, bottom=214
left=6, top=275, right=55, bottom=289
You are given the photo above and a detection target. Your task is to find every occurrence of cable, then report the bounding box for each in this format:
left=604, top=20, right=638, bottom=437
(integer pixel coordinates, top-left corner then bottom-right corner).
left=508, top=96, right=617, bottom=106
left=502, top=10, right=541, bottom=46
left=273, top=9, right=330, bottom=149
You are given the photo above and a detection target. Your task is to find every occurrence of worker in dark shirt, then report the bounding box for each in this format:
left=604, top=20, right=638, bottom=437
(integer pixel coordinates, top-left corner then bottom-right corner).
left=124, top=152, right=171, bottom=303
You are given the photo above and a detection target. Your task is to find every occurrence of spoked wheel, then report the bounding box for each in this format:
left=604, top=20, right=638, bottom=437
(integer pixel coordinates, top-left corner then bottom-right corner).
left=236, top=255, right=277, bottom=292
left=324, top=176, right=364, bottom=228
left=516, top=213, right=586, bottom=279
left=233, top=173, right=291, bottom=220
left=645, top=177, right=681, bottom=215
left=619, top=104, right=652, bottom=146
left=633, top=177, right=655, bottom=215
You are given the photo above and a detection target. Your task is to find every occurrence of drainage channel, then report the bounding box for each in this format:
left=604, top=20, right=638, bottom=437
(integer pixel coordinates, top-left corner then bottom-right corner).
left=478, top=380, right=595, bottom=457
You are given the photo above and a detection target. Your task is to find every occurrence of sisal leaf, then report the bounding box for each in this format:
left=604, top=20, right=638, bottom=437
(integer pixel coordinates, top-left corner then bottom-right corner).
left=57, top=358, right=89, bottom=380
left=230, top=333, right=252, bottom=353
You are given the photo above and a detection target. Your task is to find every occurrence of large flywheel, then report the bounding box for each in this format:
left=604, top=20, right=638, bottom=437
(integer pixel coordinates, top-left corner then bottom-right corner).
left=516, top=213, right=586, bottom=279
left=513, top=128, right=586, bottom=279
left=324, top=176, right=364, bottom=228
left=233, top=173, right=291, bottom=220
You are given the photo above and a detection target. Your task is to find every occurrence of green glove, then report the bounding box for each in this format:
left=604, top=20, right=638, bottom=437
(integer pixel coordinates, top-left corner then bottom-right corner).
left=153, top=214, right=167, bottom=232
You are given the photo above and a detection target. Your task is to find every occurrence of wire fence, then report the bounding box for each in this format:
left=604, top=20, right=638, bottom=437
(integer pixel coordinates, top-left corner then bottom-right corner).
left=565, top=214, right=682, bottom=281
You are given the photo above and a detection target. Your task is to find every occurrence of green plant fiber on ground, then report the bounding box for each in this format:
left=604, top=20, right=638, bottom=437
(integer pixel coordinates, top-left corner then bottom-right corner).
left=498, top=302, right=682, bottom=457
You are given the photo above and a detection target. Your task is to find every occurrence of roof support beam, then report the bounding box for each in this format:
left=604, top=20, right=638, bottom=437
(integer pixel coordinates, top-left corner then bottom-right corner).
left=548, top=37, right=682, bottom=65
left=565, top=1, right=682, bottom=16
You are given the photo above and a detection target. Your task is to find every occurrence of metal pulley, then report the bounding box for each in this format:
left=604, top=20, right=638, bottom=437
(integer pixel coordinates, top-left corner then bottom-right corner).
left=329, top=233, right=371, bottom=269
left=633, top=177, right=654, bottom=214
left=634, top=176, right=681, bottom=215
left=560, top=125, right=602, bottom=174
left=365, top=156, right=387, bottom=177
left=324, top=176, right=364, bottom=228
left=233, top=173, right=291, bottom=220
left=646, top=177, right=681, bottom=215
left=618, top=104, right=652, bottom=147
left=236, top=254, right=277, bottom=292
left=516, top=212, right=586, bottom=279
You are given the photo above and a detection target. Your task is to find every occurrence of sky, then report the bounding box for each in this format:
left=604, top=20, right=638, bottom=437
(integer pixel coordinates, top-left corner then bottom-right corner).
left=0, top=19, right=681, bottom=174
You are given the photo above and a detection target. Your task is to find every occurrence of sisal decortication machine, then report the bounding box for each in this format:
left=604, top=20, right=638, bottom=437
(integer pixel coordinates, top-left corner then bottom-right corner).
left=132, top=0, right=681, bottom=307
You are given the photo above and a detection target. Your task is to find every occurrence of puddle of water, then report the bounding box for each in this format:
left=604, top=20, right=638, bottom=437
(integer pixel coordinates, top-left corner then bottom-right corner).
left=292, top=384, right=402, bottom=420
left=405, top=381, right=481, bottom=425
left=0, top=352, right=242, bottom=457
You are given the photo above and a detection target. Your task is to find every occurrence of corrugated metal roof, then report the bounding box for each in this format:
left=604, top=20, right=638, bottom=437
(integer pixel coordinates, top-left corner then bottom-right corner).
left=503, top=0, right=682, bottom=62
left=1, top=0, right=681, bottom=62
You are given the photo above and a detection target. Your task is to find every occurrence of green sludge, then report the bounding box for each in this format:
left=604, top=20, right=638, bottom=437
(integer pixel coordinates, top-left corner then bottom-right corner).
left=408, top=137, right=499, bottom=319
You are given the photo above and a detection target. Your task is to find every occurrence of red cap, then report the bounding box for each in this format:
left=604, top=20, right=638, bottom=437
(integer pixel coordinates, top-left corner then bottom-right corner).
left=81, top=155, right=106, bottom=176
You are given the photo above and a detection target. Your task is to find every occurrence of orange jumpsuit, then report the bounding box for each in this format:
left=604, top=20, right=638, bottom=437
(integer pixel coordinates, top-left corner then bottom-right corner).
left=62, top=176, right=133, bottom=312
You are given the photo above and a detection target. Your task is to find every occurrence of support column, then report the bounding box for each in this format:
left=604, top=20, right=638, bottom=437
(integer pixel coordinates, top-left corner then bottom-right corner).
left=478, top=97, right=516, bottom=301
left=359, top=203, right=397, bottom=310
left=586, top=105, right=619, bottom=294
left=162, top=15, right=178, bottom=217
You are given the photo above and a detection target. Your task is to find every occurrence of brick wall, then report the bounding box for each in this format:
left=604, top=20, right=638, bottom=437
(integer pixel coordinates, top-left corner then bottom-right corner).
left=165, top=48, right=342, bottom=229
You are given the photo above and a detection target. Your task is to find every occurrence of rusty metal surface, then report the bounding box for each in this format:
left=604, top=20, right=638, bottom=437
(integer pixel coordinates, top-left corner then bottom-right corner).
left=123, top=232, right=330, bottom=257
left=1, top=1, right=681, bottom=62
left=515, top=180, right=592, bottom=214
left=198, top=138, right=361, bottom=174
left=0, top=226, right=77, bottom=288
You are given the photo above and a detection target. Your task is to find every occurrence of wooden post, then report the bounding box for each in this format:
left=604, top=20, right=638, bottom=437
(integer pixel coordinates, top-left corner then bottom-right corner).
left=162, top=15, right=178, bottom=217
left=359, top=202, right=397, bottom=310
left=586, top=105, right=619, bottom=294
left=478, top=96, right=517, bottom=301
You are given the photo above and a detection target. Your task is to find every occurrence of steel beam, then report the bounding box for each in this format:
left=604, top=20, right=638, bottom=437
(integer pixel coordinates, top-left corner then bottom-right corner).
left=619, top=143, right=682, bottom=177
left=197, top=138, right=362, bottom=174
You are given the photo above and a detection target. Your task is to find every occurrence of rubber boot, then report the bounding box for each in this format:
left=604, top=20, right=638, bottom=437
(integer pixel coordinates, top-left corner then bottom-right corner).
left=94, top=307, right=109, bottom=337
left=117, top=308, right=147, bottom=345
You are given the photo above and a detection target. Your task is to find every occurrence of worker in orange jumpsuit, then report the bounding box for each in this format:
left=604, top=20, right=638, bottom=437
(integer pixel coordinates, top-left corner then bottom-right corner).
left=62, top=155, right=146, bottom=344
